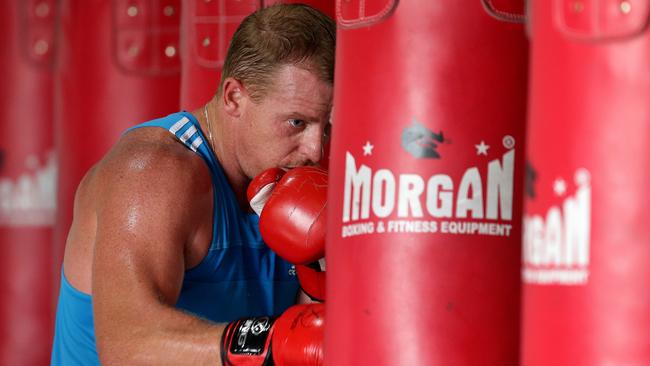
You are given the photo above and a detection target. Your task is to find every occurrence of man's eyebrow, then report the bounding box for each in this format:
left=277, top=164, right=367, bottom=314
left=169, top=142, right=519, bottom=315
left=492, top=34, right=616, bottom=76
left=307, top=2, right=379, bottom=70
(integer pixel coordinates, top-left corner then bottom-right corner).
left=285, top=112, right=322, bottom=122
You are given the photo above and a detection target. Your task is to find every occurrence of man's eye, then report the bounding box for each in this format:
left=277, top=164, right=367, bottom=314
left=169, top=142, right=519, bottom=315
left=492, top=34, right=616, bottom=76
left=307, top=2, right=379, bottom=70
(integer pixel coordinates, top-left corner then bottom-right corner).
left=288, top=119, right=305, bottom=128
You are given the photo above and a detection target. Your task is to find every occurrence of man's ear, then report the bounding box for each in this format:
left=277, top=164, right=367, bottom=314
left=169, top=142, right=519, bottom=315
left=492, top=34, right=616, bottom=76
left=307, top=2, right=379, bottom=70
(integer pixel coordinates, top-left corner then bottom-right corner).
left=221, top=77, right=247, bottom=118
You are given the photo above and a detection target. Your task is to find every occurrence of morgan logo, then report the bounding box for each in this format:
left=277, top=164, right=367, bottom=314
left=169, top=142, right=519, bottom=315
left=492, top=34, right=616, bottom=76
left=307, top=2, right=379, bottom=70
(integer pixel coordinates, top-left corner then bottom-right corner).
left=522, top=168, right=591, bottom=285
left=340, top=128, right=516, bottom=239
left=401, top=120, right=446, bottom=159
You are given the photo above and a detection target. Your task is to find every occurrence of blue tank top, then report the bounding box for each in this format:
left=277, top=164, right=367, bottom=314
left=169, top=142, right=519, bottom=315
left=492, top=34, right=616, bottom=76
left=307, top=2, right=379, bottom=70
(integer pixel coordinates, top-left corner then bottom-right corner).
left=51, top=112, right=299, bottom=365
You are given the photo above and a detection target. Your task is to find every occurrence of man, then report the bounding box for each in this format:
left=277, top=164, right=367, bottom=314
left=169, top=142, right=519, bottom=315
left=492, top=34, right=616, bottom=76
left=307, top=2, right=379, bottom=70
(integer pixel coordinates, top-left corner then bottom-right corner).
left=51, top=4, right=334, bottom=365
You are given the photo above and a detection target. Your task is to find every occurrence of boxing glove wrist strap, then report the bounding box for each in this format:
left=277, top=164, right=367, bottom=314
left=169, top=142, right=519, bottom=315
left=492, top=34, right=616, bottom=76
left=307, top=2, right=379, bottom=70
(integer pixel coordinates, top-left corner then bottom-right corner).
left=221, top=316, right=278, bottom=366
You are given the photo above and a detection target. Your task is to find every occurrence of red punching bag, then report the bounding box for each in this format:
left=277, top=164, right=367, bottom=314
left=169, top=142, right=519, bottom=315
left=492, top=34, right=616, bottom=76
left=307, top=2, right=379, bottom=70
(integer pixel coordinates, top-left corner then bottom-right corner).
left=55, top=0, right=181, bottom=254
left=326, top=1, right=528, bottom=364
left=522, top=1, right=650, bottom=365
left=265, top=0, right=335, bottom=18
left=0, top=0, right=57, bottom=364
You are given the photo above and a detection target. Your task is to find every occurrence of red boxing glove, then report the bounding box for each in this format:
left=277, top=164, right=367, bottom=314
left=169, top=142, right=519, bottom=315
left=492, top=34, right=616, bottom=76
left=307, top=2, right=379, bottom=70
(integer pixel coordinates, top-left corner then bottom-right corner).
left=296, top=260, right=326, bottom=302
left=247, top=168, right=325, bottom=301
left=221, top=304, right=324, bottom=366
left=247, top=167, right=286, bottom=216
left=247, top=167, right=328, bottom=265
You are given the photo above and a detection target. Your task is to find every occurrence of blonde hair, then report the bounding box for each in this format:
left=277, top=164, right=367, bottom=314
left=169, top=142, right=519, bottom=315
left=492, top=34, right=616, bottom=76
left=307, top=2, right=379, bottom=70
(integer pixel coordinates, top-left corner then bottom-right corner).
left=218, top=4, right=335, bottom=102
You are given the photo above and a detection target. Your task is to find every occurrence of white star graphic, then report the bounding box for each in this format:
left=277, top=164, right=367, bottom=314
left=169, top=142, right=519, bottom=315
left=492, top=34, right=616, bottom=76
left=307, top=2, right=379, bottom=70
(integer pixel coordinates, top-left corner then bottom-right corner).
left=553, top=178, right=567, bottom=196
left=362, top=141, right=374, bottom=156
left=475, top=141, right=490, bottom=156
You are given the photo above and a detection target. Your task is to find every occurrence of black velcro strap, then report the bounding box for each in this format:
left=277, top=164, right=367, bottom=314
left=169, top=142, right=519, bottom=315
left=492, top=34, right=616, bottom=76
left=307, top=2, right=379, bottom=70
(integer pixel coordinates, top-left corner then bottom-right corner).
left=221, top=315, right=278, bottom=366
left=229, top=317, right=275, bottom=355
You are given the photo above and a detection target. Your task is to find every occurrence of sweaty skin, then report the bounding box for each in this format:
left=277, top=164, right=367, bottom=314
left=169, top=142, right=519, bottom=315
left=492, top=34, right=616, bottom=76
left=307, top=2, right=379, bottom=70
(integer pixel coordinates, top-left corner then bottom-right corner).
left=62, top=64, right=331, bottom=365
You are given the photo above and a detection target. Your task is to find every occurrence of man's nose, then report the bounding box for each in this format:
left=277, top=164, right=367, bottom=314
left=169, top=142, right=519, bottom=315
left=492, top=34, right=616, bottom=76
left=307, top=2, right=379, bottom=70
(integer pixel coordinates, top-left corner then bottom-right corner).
left=302, top=126, right=325, bottom=165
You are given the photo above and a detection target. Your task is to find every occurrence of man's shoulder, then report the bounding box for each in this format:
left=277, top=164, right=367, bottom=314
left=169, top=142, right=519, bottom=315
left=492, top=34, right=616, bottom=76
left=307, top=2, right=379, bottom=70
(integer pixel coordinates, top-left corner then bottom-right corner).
left=94, top=128, right=213, bottom=198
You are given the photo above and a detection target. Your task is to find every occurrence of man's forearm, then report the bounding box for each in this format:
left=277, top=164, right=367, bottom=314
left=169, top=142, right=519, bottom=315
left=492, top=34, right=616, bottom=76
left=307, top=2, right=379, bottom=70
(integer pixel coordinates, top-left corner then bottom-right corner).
left=97, top=302, right=225, bottom=366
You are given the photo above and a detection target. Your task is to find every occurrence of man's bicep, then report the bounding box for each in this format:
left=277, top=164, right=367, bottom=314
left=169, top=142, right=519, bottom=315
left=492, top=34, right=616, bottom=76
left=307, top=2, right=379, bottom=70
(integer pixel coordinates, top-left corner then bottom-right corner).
left=92, top=165, right=196, bottom=317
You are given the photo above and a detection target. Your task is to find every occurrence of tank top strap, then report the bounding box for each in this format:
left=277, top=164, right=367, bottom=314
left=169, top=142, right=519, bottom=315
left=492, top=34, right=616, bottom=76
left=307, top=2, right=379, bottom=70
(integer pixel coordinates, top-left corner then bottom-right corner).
left=126, top=111, right=235, bottom=208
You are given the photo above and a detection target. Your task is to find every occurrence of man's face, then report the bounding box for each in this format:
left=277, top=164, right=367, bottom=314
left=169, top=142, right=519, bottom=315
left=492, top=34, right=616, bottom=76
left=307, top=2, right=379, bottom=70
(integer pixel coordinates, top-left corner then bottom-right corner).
left=235, top=64, right=333, bottom=179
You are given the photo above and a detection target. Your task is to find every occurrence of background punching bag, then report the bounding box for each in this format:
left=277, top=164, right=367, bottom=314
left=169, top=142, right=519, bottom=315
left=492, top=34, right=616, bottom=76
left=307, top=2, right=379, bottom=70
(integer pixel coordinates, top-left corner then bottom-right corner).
left=326, top=1, right=528, bottom=364
left=0, top=1, right=57, bottom=364
left=55, top=0, right=181, bottom=257
left=266, top=0, right=334, bottom=17
left=179, top=0, right=334, bottom=111
left=522, top=1, right=650, bottom=364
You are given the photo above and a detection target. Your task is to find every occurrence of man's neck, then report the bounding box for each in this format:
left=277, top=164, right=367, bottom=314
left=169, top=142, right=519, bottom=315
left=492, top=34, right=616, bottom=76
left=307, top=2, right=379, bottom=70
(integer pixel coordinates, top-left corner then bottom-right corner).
left=193, top=102, right=251, bottom=211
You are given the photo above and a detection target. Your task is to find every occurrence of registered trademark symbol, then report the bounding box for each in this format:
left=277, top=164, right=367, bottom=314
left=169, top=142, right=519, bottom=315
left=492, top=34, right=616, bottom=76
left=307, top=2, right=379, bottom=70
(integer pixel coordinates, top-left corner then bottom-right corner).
left=502, top=135, right=515, bottom=149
